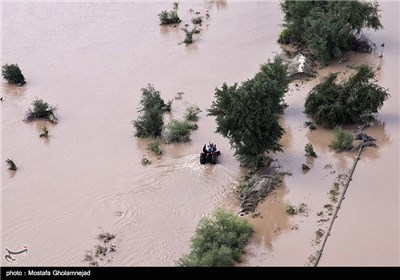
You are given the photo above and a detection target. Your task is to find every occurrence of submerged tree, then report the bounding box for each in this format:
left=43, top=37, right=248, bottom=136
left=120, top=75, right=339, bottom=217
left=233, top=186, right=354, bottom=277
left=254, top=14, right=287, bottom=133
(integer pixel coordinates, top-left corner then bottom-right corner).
left=208, top=57, right=288, bottom=168
left=158, top=2, right=181, bottom=25
left=25, top=99, right=58, bottom=123
left=305, top=65, right=389, bottom=128
left=163, top=119, right=196, bottom=143
left=181, top=26, right=200, bottom=45
left=6, top=159, right=17, bottom=171
left=305, top=143, right=317, bottom=157
left=279, top=1, right=383, bottom=65
left=177, top=209, right=253, bottom=267
left=133, top=84, right=170, bottom=138
left=2, top=64, right=25, bottom=85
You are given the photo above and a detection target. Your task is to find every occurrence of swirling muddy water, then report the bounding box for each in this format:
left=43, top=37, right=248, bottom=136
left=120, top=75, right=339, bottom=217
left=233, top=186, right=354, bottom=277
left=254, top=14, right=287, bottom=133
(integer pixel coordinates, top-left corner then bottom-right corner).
left=2, top=1, right=398, bottom=266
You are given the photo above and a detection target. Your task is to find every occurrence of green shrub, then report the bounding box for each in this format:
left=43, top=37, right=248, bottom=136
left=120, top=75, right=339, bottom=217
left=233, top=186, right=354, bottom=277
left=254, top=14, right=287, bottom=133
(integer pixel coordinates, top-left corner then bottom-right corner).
left=2, top=64, right=25, bottom=84
left=139, top=84, right=168, bottom=112
left=181, top=26, right=200, bottom=45
left=305, top=66, right=389, bottom=128
left=184, top=105, right=201, bottom=121
left=25, top=99, right=57, bottom=123
left=177, top=209, right=253, bottom=267
left=134, top=107, right=164, bottom=138
left=298, top=203, right=307, bottom=213
left=158, top=2, right=181, bottom=25
left=163, top=119, right=193, bottom=143
left=285, top=204, right=296, bottom=215
left=305, top=143, right=317, bottom=157
left=97, top=232, right=116, bottom=243
left=6, top=159, right=17, bottom=171
left=147, top=140, right=162, bottom=156
left=192, top=17, right=202, bottom=25
left=39, top=126, right=49, bottom=138
left=330, top=127, right=354, bottom=152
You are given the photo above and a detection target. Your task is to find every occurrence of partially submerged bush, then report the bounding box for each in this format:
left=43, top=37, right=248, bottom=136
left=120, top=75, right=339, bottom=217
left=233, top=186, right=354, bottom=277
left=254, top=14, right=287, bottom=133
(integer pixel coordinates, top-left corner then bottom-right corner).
left=133, top=84, right=169, bottom=138
left=184, top=105, right=201, bottom=121
left=147, top=140, right=162, bottom=156
left=305, top=143, right=317, bottom=157
left=177, top=209, right=253, bottom=267
left=2, top=64, right=25, bottom=85
left=134, top=107, right=164, bottom=138
left=182, top=26, right=200, bottom=45
left=163, top=119, right=193, bottom=143
left=315, top=229, right=325, bottom=239
left=39, top=126, right=49, bottom=138
left=192, top=17, right=202, bottom=25
left=6, top=159, right=17, bottom=171
left=305, top=65, right=389, bottom=128
left=285, top=203, right=307, bottom=215
left=330, top=127, right=354, bottom=152
left=141, top=156, right=151, bottom=165
left=97, top=232, right=116, bottom=244
left=25, top=99, right=58, bottom=123
left=285, top=204, right=296, bottom=215
left=158, top=2, right=181, bottom=25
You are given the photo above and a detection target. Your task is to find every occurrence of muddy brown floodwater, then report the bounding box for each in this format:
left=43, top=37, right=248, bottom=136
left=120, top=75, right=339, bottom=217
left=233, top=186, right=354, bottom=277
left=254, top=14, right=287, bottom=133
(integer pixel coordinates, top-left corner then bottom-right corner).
left=1, top=1, right=398, bottom=266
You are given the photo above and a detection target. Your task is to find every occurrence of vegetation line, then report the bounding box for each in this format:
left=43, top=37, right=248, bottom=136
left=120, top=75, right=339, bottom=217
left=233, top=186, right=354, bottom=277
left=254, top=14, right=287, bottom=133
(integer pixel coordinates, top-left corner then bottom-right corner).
left=313, top=137, right=366, bottom=266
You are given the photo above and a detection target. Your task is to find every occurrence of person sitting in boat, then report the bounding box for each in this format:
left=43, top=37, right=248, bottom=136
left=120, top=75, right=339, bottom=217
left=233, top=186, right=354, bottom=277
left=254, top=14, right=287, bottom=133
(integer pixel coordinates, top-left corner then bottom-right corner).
left=203, top=144, right=208, bottom=154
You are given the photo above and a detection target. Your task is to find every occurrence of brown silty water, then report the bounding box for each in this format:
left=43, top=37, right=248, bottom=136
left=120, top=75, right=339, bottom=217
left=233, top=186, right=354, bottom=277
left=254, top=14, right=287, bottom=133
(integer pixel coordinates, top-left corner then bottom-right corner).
left=2, top=1, right=398, bottom=266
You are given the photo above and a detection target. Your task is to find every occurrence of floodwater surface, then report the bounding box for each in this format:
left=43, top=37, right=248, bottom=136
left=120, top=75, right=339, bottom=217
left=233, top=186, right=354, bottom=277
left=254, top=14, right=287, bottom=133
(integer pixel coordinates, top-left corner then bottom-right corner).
left=2, top=0, right=398, bottom=266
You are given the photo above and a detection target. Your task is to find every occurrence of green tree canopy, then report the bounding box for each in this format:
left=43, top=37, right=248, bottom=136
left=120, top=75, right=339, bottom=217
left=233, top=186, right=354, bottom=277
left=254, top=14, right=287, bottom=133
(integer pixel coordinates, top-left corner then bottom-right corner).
left=133, top=84, right=168, bottom=138
left=2, top=64, right=25, bottom=84
left=279, top=1, right=382, bottom=65
left=208, top=57, right=288, bottom=168
left=177, top=209, right=253, bottom=267
left=305, top=65, right=389, bottom=128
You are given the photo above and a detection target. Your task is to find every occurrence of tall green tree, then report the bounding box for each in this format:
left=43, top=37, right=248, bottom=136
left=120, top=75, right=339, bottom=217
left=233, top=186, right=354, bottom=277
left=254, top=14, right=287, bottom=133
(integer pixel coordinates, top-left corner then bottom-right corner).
left=133, top=84, right=168, bottom=138
left=208, top=58, right=288, bottom=168
left=279, top=1, right=382, bottom=65
left=305, top=65, right=389, bottom=128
